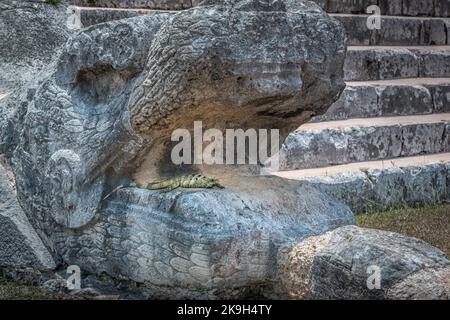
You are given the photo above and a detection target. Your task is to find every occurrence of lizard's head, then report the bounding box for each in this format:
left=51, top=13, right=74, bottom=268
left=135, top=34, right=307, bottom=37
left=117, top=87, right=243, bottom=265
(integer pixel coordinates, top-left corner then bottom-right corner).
left=206, top=177, right=224, bottom=189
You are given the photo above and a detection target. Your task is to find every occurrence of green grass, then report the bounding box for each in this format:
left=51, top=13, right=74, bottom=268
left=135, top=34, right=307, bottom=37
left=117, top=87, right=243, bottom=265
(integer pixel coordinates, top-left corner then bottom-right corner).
left=356, top=204, right=450, bottom=257
left=45, top=0, right=61, bottom=6
left=0, top=274, right=85, bottom=300
left=0, top=275, right=56, bottom=300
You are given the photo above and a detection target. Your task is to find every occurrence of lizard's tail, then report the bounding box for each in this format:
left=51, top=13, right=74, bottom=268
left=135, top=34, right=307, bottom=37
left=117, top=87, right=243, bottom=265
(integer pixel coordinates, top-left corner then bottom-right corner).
left=146, top=179, right=174, bottom=190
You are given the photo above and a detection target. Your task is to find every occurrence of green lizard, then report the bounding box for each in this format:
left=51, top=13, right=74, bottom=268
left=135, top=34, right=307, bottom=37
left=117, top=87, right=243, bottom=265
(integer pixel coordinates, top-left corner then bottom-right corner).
left=136, top=174, right=224, bottom=191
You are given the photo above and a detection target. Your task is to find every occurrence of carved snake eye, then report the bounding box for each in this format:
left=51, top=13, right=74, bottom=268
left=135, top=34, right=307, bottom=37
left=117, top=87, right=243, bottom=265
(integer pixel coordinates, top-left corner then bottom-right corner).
left=54, top=167, right=73, bottom=193
left=44, top=149, right=104, bottom=228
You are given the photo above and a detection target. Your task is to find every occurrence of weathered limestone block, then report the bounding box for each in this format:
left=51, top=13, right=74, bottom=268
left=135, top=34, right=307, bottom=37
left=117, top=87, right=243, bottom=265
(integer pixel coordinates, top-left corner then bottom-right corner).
left=310, top=0, right=449, bottom=17
left=12, top=13, right=172, bottom=229
left=78, top=7, right=168, bottom=27
left=11, top=0, right=346, bottom=231
left=55, top=177, right=355, bottom=298
left=280, top=122, right=450, bottom=170
left=375, top=17, right=424, bottom=45
left=403, top=0, right=435, bottom=16
left=297, top=163, right=450, bottom=213
left=377, top=85, right=433, bottom=115
left=312, top=85, right=380, bottom=122
left=70, top=0, right=192, bottom=10
left=435, top=0, right=450, bottom=17
left=0, top=0, right=71, bottom=92
left=0, top=164, right=56, bottom=270
left=417, top=49, right=450, bottom=77
left=379, top=0, right=403, bottom=16
left=343, top=47, right=450, bottom=81
left=275, top=226, right=450, bottom=299
left=313, top=82, right=450, bottom=122
left=128, top=0, right=346, bottom=149
left=334, top=15, right=450, bottom=46
left=333, top=14, right=370, bottom=45
left=344, top=47, right=450, bottom=81
left=325, top=0, right=374, bottom=14
left=446, top=21, right=450, bottom=44
left=2, top=0, right=449, bottom=299
left=344, top=48, right=419, bottom=81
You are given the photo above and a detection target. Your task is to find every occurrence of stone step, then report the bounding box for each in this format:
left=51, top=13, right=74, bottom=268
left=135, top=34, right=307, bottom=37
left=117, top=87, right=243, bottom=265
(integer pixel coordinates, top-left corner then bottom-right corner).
left=277, top=152, right=450, bottom=178
left=272, top=153, right=450, bottom=213
left=70, top=0, right=450, bottom=17
left=331, top=14, right=450, bottom=46
left=74, top=6, right=173, bottom=27
left=313, top=78, right=450, bottom=122
left=345, top=46, right=450, bottom=81
left=279, top=113, right=450, bottom=171
left=70, top=0, right=190, bottom=10
left=312, top=0, right=450, bottom=17
left=74, top=7, right=450, bottom=47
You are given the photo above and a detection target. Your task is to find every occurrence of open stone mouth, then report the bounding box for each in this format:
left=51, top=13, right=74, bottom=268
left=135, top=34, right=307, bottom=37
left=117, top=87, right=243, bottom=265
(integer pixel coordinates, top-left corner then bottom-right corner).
left=230, top=63, right=303, bottom=77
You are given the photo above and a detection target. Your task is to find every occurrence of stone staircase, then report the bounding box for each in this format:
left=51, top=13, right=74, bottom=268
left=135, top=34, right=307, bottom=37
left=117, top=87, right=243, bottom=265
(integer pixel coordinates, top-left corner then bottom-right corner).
left=274, top=0, right=450, bottom=212
left=68, top=0, right=450, bottom=213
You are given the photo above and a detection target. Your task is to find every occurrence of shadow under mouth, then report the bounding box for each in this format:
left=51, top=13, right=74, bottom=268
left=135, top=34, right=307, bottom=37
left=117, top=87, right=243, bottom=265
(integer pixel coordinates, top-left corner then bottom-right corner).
left=230, top=62, right=303, bottom=78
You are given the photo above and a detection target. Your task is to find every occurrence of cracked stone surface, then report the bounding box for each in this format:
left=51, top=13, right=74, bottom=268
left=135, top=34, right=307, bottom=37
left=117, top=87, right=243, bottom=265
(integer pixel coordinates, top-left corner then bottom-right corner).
left=0, top=0, right=71, bottom=92
left=288, top=162, right=450, bottom=213
left=272, top=225, right=450, bottom=299
left=280, top=114, right=450, bottom=171
left=0, top=0, right=449, bottom=299
left=2, top=0, right=353, bottom=298
left=0, top=162, right=56, bottom=270
left=70, top=0, right=192, bottom=10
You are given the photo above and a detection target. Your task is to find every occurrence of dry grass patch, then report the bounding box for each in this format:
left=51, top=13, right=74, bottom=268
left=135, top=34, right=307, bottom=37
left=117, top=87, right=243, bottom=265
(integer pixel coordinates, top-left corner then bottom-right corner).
left=356, top=204, right=450, bottom=257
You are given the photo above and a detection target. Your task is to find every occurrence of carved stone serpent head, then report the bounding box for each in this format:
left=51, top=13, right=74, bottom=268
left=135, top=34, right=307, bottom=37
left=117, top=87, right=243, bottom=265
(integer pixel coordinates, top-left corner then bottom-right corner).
left=13, top=0, right=346, bottom=230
